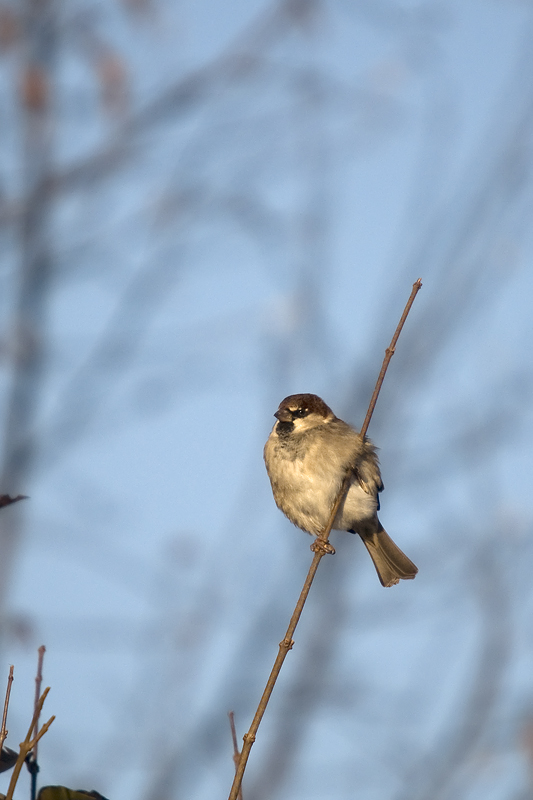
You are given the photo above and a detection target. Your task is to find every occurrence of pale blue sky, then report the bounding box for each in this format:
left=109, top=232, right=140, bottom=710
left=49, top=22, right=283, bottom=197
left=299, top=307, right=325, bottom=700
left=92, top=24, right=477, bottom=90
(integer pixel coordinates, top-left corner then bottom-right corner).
left=0, top=2, right=532, bottom=799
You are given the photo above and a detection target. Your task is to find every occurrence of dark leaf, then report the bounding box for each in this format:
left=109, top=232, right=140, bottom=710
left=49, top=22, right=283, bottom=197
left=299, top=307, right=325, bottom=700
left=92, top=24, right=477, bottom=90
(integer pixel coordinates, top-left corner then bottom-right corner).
left=0, top=494, right=28, bottom=509
left=38, top=789, right=110, bottom=800
left=0, top=747, right=17, bottom=772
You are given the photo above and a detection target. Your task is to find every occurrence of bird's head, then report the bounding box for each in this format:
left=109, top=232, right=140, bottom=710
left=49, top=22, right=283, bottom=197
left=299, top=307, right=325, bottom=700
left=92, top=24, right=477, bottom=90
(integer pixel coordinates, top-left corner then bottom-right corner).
left=274, top=393, right=335, bottom=433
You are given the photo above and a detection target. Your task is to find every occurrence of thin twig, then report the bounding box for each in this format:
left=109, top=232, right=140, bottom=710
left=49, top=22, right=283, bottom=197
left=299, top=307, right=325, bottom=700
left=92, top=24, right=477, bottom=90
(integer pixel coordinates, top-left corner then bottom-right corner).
left=359, top=278, right=422, bottom=439
left=5, top=688, right=55, bottom=800
left=28, top=646, right=46, bottom=800
left=228, top=712, right=243, bottom=800
left=0, top=666, right=14, bottom=755
left=227, top=473, right=351, bottom=800
left=32, top=647, right=45, bottom=758
left=227, top=280, right=422, bottom=800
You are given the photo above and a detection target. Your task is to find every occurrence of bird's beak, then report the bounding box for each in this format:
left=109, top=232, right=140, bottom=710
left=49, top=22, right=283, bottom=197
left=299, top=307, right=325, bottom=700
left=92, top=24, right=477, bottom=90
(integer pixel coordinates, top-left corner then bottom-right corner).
left=274, top=407, right=292, bottom=422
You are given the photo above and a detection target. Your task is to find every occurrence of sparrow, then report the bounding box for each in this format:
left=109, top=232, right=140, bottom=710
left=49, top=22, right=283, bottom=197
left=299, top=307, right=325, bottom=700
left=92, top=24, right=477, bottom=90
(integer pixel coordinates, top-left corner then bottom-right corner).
left=264, top=393, right=418, bottom=587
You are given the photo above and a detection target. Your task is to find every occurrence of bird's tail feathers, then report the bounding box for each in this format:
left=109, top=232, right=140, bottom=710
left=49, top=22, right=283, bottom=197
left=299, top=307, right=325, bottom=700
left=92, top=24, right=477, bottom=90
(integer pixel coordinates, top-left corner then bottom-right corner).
left=359, top=525, right=418, bottom=588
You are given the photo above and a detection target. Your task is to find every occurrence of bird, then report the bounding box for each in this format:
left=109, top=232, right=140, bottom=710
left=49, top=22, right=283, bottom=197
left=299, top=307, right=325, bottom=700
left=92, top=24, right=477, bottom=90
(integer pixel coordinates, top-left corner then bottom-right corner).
left=263, top=393, right=418, bottom=587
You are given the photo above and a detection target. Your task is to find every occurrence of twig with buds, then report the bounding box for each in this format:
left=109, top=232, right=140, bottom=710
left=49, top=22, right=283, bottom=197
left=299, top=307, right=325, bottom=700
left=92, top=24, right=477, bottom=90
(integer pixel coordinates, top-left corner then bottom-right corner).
left=228, top=712, right=243, bottom=800
left=227, top=279, right=422, bottom=800
left=0, top=666, right=14, bottom=756
left=5, top=688, right=55, bottom=800
left=28, top=646, right=46, bottom=800
left=359, top=278, right=422, bottom=439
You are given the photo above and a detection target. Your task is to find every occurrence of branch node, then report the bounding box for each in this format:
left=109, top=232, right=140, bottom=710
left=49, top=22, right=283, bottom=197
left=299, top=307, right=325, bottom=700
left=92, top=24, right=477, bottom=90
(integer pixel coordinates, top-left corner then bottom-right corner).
left=243, top=733, right=256, bottom=745
left=279, top=638, right=294, bottom=650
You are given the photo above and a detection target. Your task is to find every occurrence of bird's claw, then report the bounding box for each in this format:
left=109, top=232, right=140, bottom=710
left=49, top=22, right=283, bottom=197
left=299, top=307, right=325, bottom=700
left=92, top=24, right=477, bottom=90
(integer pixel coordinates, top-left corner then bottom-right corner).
left=311, top=539, right=335, bottom=555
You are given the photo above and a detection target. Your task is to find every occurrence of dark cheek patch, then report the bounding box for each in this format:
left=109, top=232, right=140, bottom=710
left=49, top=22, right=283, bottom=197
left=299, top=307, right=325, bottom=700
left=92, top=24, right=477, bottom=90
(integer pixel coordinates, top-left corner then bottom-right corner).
left=276, top=421, right=295, bottom=436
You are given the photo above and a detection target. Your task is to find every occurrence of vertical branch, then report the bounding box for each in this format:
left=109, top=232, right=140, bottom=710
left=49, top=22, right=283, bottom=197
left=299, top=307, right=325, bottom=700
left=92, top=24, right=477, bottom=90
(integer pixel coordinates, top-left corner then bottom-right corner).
left=0, top=0, right=57, bottom=610
left=28, top=645, right=45, bottom=800
left=228, top=712, right=243, bottom=800
left=0, top=666, right=14, bottom=755
left=32, top=646, right=45, bottom=755
left=359, top=279, right=422, bottom=439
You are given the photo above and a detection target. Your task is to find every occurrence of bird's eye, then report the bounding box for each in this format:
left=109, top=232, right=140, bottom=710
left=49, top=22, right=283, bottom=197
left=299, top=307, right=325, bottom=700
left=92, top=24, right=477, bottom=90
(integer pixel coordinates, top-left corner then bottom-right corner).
left=292, top=408, right=308, bottom=418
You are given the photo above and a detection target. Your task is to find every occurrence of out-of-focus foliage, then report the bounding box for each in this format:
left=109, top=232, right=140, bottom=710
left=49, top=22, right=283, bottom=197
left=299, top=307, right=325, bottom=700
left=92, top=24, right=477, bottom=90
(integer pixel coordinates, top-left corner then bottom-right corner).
left=38, top=788, right=110, bottom=800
